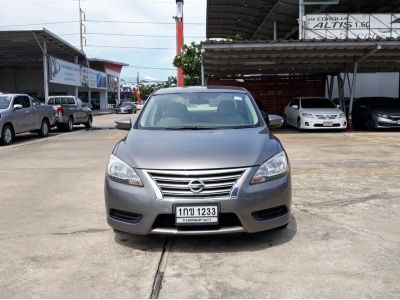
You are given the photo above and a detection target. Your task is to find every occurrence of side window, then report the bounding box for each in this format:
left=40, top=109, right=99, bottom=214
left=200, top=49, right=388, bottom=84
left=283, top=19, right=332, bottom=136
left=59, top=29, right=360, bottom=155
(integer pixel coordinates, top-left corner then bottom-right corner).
left=77, top=99, right=83, bottom=106
left=22, top=96, right=31, bottom=108
left=54, top=97, right=61, bottom=105
left=61, top=98, right=68, bottom=105
left=68, top=98, right=75, bottom=105
left=48, top=98, right=54, bottom=105
left=13, top=96, right=23, bottom=106
left=292, top=98, right=299, bottom=107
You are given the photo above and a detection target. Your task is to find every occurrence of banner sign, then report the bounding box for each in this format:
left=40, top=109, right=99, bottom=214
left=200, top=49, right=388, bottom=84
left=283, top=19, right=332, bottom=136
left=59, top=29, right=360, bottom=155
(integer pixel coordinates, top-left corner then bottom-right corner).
left=81, top=67, right=107, bottom=90
left=48, top=56, right=81, bottom=86
left=49, top=56, right=107, bottom=89
left=305, top=14, right=400, bottom=39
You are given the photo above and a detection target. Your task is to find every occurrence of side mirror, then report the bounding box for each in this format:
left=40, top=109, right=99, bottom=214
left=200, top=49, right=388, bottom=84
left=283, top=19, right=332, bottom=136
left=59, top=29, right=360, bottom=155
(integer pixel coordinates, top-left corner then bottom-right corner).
left=268, top=115, right=283, bottom=129
left=292, top=105, right=299, bottom=109
left=336, top=104, right=341, bottom=108
left=13, top=104, right=23, bottom=110
left=114, top=118, right=131, bottom=130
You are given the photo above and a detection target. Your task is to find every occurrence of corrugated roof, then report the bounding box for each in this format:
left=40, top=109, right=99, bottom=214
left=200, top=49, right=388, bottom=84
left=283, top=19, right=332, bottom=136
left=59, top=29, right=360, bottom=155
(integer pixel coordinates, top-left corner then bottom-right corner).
left=206, top=0, right=400, bottom=40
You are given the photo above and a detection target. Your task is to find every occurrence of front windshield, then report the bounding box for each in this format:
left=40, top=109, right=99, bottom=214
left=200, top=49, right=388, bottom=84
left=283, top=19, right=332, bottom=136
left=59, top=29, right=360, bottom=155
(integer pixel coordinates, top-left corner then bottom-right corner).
left=301, top=98, right=336, bottom=109
left=138, top=92, right=260, bottom=129
left=121, top=102, right=131, bottom=107
left=365, top=98, right=400, bottom=108
left=0, top=95, right=11, bottom=109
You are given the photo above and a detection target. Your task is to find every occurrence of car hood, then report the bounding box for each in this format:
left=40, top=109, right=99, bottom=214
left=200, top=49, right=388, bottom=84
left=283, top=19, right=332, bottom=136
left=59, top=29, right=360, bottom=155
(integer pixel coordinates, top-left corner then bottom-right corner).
left=114, top=127, right=282, bottom=170
left=302, top=108, right=343, bottom=115
left=372, top=108, right=400, bottom=115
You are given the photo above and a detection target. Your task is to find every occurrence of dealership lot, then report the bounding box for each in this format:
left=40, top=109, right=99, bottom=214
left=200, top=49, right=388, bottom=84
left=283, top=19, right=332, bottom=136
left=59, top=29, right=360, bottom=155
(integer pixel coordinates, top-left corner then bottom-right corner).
left=0, top=114, right=399, bottom=298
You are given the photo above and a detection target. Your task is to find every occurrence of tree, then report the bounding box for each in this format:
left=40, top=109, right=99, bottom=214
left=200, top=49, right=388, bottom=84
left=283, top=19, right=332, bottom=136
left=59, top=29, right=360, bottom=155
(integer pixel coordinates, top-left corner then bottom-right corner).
left=173, top=41, right=202, bottom=86
left=137, top=76, right=177, bottom=100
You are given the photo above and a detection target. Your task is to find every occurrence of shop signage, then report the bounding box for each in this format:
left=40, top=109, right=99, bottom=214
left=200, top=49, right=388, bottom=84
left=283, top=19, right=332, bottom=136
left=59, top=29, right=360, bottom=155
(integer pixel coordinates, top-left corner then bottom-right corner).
left=49, top=56, right=107, bottom=89
left=48, top=56, right=81, bottom=86
left=305, top=14, right=400, bottom=39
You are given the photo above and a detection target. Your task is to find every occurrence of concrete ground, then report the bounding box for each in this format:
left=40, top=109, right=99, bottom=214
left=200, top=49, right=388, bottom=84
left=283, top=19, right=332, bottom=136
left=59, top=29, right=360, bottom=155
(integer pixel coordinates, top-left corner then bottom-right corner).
left=0, top=113, right=399, bottom=298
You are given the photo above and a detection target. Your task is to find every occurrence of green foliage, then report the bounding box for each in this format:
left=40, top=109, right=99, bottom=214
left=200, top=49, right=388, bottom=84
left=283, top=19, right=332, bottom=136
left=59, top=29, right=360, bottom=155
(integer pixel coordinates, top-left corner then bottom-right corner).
left=137, top=76, right=177, bottom=100
left=173, top=41, right=202, bottom=86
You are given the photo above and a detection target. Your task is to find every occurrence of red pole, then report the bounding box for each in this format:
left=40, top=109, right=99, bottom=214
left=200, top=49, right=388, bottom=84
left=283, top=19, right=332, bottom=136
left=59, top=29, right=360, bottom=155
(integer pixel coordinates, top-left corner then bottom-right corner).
left=176, top=20, right=184, bottom=87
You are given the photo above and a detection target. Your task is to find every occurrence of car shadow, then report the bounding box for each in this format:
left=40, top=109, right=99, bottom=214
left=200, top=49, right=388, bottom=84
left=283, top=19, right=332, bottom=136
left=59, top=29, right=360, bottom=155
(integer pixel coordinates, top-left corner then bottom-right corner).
left=114, top=216, right=297, bottom=253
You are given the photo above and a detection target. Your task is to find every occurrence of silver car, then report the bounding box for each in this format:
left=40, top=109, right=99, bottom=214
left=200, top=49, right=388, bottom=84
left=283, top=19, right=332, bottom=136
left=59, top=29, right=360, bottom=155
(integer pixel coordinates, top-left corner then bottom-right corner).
left=105, top=86, right=291, bottom=235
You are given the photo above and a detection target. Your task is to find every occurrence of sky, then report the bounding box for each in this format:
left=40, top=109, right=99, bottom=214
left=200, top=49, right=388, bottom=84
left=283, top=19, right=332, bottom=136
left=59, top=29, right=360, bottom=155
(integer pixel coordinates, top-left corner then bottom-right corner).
left=0, top=0, right=207, bottom=82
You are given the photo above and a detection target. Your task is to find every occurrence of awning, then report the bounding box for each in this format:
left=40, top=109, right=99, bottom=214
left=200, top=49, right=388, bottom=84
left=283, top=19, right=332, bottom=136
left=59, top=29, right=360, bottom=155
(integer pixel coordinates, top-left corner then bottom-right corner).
left=206, top=0, right=400, bottom=40
left=202, top=39, right=400, bottom=76
left=0, top=28, right=87, bottom=69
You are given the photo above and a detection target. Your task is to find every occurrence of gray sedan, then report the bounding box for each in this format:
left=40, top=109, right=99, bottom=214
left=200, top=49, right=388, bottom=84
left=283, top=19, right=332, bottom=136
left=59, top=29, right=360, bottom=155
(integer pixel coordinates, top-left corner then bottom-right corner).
left=105, top=86, right=291, bottom=235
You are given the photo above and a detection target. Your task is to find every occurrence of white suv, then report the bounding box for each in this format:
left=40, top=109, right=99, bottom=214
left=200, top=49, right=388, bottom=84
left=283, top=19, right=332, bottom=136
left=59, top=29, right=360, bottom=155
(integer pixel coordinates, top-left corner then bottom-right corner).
left=283, top=97, right=347, bottom=130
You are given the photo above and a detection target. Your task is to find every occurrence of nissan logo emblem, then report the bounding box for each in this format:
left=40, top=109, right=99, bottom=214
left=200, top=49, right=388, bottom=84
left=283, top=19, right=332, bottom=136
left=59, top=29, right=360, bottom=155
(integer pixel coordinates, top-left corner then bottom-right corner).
left=188, top=179, right=205, bottom=193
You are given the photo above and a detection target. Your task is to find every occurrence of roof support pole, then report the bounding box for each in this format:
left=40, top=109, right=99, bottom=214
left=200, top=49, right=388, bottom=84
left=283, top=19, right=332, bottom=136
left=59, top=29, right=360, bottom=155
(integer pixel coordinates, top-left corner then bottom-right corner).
left=117, top=77, right=121, bottom=105
left=42, top=40, right=49, bottom=101
left=201, top=49, right=206, bottom=86
left=348, top=62, right=358, bottom=120
left=74, top=56, right=79, bottom=98
left=298, top=0, right=304, bottom=40
left=273, top=21, right=278, bottom=40
left=327, top=75, right=335, bottom=100
left=337, top=73, right=344, bottom=106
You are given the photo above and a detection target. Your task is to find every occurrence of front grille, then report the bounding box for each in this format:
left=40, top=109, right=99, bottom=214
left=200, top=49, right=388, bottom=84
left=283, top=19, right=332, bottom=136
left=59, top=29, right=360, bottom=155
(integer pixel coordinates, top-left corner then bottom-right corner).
left=109, top=209, right=142, bottom=224
left=314, top=123, right=341, bottom=127
left=152, top=213, right=242, bottom=230
left=252, top=206, right=288, bottom=221
left=315, top=114, right=337, bottom=120
left=146, top=168, right=246, bottom=199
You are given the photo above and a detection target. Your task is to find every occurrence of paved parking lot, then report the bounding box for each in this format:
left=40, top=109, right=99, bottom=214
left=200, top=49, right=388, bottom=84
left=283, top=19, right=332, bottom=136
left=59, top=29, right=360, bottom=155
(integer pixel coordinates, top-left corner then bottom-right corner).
left=0, top=114, right=399, bottom=298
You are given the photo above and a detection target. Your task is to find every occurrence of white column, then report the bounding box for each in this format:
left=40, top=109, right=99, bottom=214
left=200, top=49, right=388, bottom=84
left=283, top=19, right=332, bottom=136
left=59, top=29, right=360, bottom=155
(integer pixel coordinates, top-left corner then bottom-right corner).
left=43, top=41, right=49, bottom=100
left=74, top=56, right=79, bottom=98
left=117, top=77, right=121, bottom=104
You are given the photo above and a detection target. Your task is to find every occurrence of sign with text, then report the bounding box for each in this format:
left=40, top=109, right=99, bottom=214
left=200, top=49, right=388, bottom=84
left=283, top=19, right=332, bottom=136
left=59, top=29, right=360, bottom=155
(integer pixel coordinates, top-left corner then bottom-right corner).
left=48, top=56, right=81, bottom=86
left=305, top=14, right=400, bottom=39
left=81, top=67, right=107, bottom=90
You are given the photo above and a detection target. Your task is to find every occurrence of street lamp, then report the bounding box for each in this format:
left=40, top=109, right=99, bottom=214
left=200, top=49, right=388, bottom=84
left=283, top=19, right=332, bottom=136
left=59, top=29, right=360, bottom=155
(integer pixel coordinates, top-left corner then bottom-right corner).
left=175, top=0, right=184, bottom=87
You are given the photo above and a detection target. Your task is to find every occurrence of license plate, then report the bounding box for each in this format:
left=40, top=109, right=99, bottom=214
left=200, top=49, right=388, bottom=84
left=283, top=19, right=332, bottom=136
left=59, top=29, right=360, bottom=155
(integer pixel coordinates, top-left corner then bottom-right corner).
left=323, top=121, right=333, bottom=127
left=175, top=205, right=219, bottom=226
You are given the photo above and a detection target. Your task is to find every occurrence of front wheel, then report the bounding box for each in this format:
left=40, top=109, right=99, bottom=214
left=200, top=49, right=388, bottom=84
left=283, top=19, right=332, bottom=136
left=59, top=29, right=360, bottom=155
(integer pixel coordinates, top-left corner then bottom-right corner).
left=38, top=119, right=50, bottom=137
left=85, top=115, right=93, bottom=129
left=365, top=118, right=375, bottom=131
left=297, top=118, right=302, bottom=131
left=65, top=117, right=74, bottom=132
left=1, top=124, right=14, bottom=145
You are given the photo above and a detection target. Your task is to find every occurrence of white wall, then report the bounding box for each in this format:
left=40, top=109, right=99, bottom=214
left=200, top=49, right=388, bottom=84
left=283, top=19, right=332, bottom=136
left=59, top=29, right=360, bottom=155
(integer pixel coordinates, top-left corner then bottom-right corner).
left=327, top=72, right=399, bottom=99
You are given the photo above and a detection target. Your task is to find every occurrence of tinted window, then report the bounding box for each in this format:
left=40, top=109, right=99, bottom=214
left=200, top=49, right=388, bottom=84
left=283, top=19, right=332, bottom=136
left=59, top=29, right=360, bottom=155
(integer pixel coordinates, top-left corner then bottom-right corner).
left=68, top=98, right=75, bottom=105
left=122, top=102, right=132, bottom=107
left=22, top=96, right=30, bottom=108
left=77, top=99, right=83, bottom=106
left=61, top=98, right=68, bottom=105
left=359, top=98, right=400, bottom=108
left=138, top=92, right=260, bottom=129
left=13, top=96, right=23, bottom=106
left=291, top=99, right=299, bottom=107
left=0, top=95, right=11, bottom=109
left=48, top=98, right=54, bottom=105
left=301, top=98, right=336, bottom=108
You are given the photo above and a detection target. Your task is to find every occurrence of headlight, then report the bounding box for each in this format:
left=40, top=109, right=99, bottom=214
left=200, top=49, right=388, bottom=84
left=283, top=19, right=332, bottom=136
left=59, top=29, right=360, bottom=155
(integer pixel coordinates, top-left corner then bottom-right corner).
left=302, top=113, right=314, bottom=118
left=107, top=154, right=143, bottom=186
left=250, top=151, right=289, bottom=184
left=377, top=113, right=389, bottom=118
left=339, top=113, right=346, bottom=118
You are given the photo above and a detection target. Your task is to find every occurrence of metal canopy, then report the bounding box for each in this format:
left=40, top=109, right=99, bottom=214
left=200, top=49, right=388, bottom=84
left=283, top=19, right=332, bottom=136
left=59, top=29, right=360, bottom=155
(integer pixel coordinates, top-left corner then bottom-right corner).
left=206, top=0, right=400, bottom=40
left=202, top=39, right=400, bottom=76
left=0, top=28, right=86, bottom=69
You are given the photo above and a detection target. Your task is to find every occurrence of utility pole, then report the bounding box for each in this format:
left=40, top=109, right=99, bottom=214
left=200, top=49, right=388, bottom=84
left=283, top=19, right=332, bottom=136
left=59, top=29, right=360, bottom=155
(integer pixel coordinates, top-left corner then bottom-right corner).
left=175, top=0, right=184, bottom=87
left=79, top=0, right=86, bottom=51
left=298, top=0, right=304, bottom=39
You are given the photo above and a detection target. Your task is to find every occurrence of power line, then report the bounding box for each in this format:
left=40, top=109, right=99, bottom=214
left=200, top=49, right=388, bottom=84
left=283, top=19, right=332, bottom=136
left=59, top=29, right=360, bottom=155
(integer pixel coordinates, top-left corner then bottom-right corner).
left=85, top=45, right=173, bottom=50
left=0, top=21, right=78, bottom=28
left=85, top=19, right=205, bottom=25
left=59, top=32, right=205, bottom=38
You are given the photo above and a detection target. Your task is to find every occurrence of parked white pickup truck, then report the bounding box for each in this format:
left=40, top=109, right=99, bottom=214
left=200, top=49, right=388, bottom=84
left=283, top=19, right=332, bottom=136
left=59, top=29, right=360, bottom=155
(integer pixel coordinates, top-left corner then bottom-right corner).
left=0, top=94, right=56, bottom=145
left=47, top=96, right=93, bottom=131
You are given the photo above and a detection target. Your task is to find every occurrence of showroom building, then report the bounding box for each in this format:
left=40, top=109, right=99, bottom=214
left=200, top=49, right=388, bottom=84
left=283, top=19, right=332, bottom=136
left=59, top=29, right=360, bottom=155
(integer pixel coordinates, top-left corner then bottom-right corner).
left=203, top=0, right=400, bottom=116
left=0, top=28, right=128, bottom=109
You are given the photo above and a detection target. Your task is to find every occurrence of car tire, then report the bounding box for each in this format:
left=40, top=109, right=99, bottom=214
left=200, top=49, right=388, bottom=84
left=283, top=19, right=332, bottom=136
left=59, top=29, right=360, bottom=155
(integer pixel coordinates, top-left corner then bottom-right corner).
left=85, top=115, right=93, bottom=129
left=38, top=119, right=50, bottom=137
left=65, top=117, right=74, bottom=132
left=365, top=118, right=375, bottom=131
left=134, top=107, right=137, bottom=114
left=297, top=118, right=302, bottom=132
left=275, top=222, right=289, bottom=230
left=1, top=124, right=15, bottom=145
left=283, top=115, right=288, bottom=128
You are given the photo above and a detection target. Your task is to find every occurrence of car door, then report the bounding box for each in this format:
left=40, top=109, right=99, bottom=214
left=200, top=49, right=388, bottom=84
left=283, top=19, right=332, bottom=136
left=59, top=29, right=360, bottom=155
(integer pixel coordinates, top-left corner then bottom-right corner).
left=11, top=96, right=32, bottom=133
left=22, top=95, right=37, bottom=130
left=76, top=99, right=87, bottom=122
left=288, top=98, right=300, bottom=125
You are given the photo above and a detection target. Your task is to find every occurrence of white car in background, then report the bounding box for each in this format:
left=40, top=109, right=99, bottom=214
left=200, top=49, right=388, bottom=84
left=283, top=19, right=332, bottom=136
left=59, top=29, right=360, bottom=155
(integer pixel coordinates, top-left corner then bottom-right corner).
left=283, top=97, right=347, bottom=130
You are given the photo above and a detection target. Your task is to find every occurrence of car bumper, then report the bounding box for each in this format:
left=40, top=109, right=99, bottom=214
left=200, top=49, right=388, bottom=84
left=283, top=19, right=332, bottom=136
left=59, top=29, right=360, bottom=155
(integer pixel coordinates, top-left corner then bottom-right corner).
left=300, top=118, right=347, bottom=130
left=104, top=168, right=291, bottom=235
left=116, top=109, right=131, bottom=113
left=376, top=117, right=400, bottom=128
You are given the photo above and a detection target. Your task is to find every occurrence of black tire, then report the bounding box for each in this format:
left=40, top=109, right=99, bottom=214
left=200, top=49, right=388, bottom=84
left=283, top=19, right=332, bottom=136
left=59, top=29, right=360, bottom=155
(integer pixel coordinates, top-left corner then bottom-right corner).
left=65, top=117, right=74, bottom=132
left=134, top=107, right=137, bottom=114
left=275, top=223, right=289, bottom=230
left=38, top=119, right=50, bottom=137
left=283, top=115, right=288, bottom=128
left=365, top=118, right=375, bottom=131
left=297, top=118, right=302, bottom=132
left=1, top=124, right=14, bottom=145
left=85, top=115, right=93, bottom=129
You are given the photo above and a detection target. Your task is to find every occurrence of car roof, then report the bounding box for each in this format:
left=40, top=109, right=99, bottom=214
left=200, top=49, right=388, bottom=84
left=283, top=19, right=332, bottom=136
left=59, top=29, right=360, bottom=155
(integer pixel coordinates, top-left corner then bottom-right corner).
left=48, top=95, right=75, bottom=98
left=153, top=86, right=249, bottom=95
left=0, top=93, right=29, bottom=97
left=296, top=97, right=330, bottom=100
